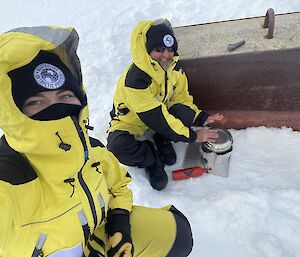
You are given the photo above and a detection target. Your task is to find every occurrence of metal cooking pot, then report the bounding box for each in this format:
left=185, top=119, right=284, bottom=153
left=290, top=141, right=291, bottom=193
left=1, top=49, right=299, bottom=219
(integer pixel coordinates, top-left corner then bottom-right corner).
left=200, top=128, right=233, bottom=177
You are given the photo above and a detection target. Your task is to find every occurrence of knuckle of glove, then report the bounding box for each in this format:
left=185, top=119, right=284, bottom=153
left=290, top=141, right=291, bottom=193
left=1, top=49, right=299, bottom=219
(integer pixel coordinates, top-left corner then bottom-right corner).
left=109, top=232, right=123, bottom=247
left=107, top=232, right=133, bottom=257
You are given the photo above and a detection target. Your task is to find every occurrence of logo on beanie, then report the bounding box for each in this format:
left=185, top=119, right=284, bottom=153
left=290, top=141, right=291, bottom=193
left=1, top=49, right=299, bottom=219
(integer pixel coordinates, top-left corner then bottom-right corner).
left=34, top=63, right=65, bottom=89
left=163, top=34, right=174, bottom=47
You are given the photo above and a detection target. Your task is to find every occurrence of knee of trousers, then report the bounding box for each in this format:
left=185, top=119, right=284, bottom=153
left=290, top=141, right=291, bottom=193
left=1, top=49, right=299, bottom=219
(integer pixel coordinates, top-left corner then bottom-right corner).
left=107, top=130, right=156, bottom=167
left=107, top=130, right=135, bottom=165
left=107, top=130, right=127, bottom=153
left=167, top=205, right=193, bottom=257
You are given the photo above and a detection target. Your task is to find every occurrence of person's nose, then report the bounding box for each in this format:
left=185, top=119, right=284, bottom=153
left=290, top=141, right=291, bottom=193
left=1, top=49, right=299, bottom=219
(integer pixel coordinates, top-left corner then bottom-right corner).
left=47, top=94, right=59, bottom=106
left=161, top=49, right=171, bottom=58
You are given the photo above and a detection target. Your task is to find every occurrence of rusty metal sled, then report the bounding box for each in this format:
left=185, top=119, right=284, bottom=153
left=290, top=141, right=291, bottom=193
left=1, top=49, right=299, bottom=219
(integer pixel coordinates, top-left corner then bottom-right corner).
left=174, top=9, right=300, bottom=130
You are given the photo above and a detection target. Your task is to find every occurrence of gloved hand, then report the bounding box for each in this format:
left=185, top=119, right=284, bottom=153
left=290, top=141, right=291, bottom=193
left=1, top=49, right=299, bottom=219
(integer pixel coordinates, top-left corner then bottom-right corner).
left=106, top=209, right=134, bottom=257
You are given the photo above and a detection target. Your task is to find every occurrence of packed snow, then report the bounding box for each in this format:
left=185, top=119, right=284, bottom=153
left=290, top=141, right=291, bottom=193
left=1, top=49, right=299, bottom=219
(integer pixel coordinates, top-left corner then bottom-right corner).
left=1, top=1, right=300, bottom=256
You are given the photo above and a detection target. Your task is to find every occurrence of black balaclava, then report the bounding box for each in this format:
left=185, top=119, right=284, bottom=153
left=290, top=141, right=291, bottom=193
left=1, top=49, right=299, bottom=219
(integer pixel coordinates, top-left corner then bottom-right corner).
left=30, top=103, right=83, bottom=121
left=8, top=50, right=87, bottom=120
left=146, top=23, right=178, bottom=53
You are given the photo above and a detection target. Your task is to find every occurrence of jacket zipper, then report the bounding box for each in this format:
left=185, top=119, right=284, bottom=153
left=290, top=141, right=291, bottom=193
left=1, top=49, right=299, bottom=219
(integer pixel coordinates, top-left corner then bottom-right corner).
left=71, top=116, right=98, bottom=229
left=161, top=71, right=168, bottom=103
left=31, top=234, right=47, bottom=257
left=77, top=171, right=97, bottom=228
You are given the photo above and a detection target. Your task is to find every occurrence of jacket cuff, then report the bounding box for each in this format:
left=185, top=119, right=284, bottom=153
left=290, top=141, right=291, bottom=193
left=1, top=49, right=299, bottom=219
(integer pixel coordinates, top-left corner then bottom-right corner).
left=193, top=111, right=209, bottom=126
left=188, top=129, right=197, bottom=143
left=108, top=208, right=130, bottom=217
left=106, top=209, right=131, bottom=236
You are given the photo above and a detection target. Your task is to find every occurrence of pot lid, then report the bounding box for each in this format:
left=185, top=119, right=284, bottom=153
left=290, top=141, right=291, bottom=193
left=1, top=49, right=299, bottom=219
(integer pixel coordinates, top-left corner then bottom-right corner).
left=202, top=128, right=233, bottom=153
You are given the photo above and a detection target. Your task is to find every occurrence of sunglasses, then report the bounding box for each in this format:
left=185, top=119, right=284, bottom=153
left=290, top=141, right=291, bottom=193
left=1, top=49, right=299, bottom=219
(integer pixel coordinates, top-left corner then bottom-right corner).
left=153, top=46, right=174, bottom=53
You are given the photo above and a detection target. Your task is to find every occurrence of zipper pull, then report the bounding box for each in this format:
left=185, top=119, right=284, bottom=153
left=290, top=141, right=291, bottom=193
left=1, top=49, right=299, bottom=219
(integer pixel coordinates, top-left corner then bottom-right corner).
left=64, top=178, right=75, bottom=198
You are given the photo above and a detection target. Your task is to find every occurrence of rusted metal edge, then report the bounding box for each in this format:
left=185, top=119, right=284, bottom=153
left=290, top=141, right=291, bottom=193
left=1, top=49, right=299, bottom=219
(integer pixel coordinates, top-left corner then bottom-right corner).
left=208, top=110, right=300, bottom=130
left=174, top=11, right=300, bottom=29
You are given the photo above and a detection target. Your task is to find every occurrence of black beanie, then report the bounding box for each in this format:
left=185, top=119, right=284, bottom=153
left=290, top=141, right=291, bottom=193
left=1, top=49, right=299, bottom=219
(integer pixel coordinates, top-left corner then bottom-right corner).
left=146, top=23, right=178, bottom=53
left=8, top=50, right=86, bottom=109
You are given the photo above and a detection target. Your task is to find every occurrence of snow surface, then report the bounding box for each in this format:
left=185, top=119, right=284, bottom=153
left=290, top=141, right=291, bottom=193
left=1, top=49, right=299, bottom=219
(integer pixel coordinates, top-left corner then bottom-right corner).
left=1, top=1, right=300, bottom=256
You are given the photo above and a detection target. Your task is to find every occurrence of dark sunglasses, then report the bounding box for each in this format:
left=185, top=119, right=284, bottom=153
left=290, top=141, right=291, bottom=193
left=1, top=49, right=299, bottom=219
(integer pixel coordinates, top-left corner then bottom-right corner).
left=154, top=46, right=174, bottom=53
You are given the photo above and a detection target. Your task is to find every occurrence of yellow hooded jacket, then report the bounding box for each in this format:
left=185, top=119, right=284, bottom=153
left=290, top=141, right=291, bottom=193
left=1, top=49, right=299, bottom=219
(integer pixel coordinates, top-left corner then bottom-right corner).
left=107, top=20, right=207, bottom=142
left=0, top=27, right=132, bottom=257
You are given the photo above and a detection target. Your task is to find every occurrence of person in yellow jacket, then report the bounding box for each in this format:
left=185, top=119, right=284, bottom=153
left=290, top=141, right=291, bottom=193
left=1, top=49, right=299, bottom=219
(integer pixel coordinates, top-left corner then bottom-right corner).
left=0, top=26, right=193, bottom=257
left=107, top=19, right=223, bottom=190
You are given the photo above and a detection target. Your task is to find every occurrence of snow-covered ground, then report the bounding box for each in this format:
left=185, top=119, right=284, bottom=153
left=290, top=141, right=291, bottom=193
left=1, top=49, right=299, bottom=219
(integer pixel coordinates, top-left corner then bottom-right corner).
left=1, top=1, right=300, bottom=256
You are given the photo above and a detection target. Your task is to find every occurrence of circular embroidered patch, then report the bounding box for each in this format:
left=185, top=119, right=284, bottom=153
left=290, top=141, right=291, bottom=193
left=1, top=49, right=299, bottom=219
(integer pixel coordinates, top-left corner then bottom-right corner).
left=163, top=34, right=174, bottom=47
left=34, top=63, right=65, bottom=89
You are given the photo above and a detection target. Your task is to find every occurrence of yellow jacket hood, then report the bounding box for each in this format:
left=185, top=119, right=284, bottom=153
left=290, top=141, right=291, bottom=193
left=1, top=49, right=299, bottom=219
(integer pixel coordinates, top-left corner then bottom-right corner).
left=130, top=19, right=179, bottom=85
left=0, top=26, right=88, bottom=156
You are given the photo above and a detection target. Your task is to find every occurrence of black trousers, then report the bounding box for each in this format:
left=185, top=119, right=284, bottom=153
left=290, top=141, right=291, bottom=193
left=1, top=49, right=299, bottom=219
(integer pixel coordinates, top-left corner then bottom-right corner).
left=107, top=103, right=195, bottom=168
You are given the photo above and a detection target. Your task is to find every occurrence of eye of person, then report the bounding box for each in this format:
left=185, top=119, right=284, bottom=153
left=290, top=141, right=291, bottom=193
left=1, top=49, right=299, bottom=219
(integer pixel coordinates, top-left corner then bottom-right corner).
left=154, top=46, right=174, bottom=53
left=25, top=99, right=44, bottom=106
left=60, top=91, right=75, bottom=100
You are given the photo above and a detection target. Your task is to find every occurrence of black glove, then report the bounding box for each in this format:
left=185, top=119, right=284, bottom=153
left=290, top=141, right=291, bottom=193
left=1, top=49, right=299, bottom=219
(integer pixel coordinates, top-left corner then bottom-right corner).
left=106, top=209, right=134, bottom=257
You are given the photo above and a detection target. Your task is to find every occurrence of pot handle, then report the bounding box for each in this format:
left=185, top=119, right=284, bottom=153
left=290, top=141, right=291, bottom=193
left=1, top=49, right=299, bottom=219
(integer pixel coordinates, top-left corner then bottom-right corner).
left=263, top=8, right=275, bottom=39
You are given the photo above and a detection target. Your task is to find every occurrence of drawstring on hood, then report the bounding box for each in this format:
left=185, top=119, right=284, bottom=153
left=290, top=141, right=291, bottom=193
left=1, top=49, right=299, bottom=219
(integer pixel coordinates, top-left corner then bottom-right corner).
left=63, top=178, right=75, bottom=198
left=55, top=131, right=72, bottom=151
left=83, top=118, right=94, bottom=131
left=91, top=162, right=101, bottom=173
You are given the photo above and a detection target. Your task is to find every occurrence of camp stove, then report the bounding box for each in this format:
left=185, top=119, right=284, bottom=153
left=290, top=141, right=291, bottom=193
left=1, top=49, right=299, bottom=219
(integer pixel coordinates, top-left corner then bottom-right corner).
left=172, top=128, right=233, bottom=180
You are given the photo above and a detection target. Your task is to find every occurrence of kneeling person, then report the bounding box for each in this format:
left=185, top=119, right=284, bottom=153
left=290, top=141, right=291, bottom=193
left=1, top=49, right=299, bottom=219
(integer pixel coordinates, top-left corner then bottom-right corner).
left=107, top=19, right=223, bottom=190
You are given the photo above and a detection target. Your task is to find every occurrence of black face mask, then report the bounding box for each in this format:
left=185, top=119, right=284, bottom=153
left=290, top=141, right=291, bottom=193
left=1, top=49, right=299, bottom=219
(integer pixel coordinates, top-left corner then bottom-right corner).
left=30, top=103, right=83, bottom=121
